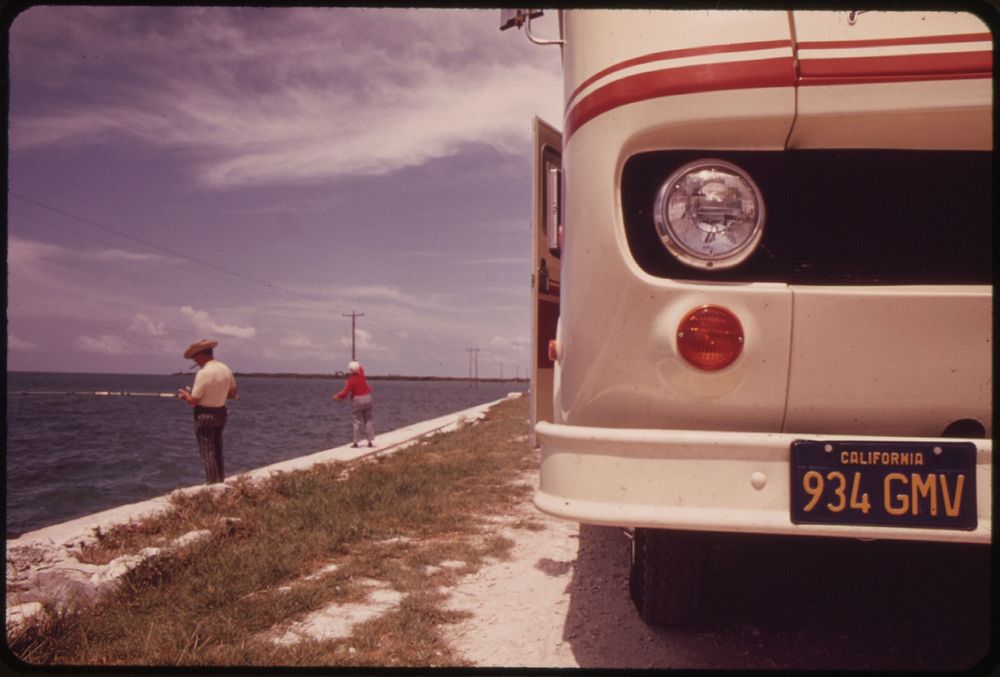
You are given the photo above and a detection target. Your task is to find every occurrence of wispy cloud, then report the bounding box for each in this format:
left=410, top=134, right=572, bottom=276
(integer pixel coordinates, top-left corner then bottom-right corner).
left=74, top=334, right=130, bottom=354
left=7, top=335, right=40, bottom=351
left=10, top=7, right=562, bottom=188
left=92, top=248, right=178, bottom=264
left=129, top=313, right=167, bottom=336
left=180, top=306, right=257, bottom=339
left=8, top=235, right=180, bottom=272
left=279, top=333, right=320, bottom=350
left=459, top=256, right=527, bottom=266
left=7, top=7, right=544, bottom=376
left=7, top=236, right=177, bottom=321
left=482, top=334, right=531, bottom=365
left=338, top=327, right=393, bottom=359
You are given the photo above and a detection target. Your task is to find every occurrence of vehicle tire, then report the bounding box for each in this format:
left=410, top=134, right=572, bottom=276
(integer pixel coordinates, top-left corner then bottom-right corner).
left=629, top=527, right=708, bottom=626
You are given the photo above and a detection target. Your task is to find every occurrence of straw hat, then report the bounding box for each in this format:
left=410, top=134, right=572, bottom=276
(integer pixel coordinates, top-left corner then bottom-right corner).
left=184, top=339, right=218, bottom=359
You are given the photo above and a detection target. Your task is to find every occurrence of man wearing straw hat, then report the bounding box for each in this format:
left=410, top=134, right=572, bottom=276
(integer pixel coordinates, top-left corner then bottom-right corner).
left=178, top=339, right=238, bottom=484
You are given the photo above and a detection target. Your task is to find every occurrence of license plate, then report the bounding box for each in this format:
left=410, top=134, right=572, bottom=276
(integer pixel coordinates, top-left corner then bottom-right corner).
left=790, top=440, right=977, bottom=530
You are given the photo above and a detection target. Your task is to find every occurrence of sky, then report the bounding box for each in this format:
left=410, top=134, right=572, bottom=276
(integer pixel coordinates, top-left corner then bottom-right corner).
left=5, top=6, right=563, bottom=377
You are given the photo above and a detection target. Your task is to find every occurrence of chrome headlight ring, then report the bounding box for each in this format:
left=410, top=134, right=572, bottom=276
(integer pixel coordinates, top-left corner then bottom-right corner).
left=653, top=159, right=765, bottom=270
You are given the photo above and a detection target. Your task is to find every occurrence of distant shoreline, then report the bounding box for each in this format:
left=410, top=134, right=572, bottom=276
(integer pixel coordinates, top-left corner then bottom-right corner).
left=7, top=370, right=528, bottom=383
left=175, top=372, right=529, bottom=383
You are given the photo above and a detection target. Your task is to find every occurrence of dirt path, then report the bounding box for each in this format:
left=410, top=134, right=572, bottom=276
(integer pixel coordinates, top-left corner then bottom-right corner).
left=441, top=475, right=992, bottom=671
left=440, top=483, right=756, bottom=670
left=442, top=496, right=581, bottom=667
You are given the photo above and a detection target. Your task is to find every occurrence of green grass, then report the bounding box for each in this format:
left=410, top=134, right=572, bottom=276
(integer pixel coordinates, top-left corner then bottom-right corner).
left=9, top=396, right=534, bottom=667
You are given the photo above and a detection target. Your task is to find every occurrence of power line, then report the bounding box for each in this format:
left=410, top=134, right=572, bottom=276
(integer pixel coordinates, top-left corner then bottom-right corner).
left=10, top=192, right=332, bottom=305
left=12, top=209, right=139, bottom=252
left=10, top=209, right=289, bottom=297
left=10, top=194, right=520, bottom=375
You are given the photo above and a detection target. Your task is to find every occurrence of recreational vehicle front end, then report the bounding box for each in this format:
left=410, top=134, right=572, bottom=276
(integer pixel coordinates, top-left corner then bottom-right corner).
left=506, top=9, right=992, bottom=626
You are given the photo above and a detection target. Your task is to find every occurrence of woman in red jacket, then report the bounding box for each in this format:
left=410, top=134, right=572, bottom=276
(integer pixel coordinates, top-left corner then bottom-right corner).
left=333, top=361, right=375, bottom=447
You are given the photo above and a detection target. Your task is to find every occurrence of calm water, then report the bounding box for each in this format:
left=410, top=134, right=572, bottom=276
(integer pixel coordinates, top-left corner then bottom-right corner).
left=5, top=372, right=524, bottom=538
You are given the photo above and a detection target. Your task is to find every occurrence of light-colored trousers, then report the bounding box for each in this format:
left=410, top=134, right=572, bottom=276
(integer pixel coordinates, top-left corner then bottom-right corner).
left=351, top=394, right=375, bottom=444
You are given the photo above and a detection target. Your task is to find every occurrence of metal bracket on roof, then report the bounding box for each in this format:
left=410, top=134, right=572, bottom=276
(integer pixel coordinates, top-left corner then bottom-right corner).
left=500, top=9, right=564, bottom=46
left=847, top=11, right=869, bottom=25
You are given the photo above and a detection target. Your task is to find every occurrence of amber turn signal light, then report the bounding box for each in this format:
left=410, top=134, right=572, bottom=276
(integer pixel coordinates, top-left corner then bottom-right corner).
left=548, top=339, right=560, bottom=363
left=677, top=305, right=744, bottom=370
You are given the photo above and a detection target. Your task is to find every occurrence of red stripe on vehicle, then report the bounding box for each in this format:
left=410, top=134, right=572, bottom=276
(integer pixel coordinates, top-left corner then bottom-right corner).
left=796, top=32, right=991, bottom=50
left=798, top=50, right=992, bottom=83
left=567, top=40, right=792, bottom=107
left=565, top=57, right=794, bottom=141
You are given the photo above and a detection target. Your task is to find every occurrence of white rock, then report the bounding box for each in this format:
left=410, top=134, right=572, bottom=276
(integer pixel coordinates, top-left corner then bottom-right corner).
left=172, top=530, right=211, bottom=548
left=6, top=602, right=44, bottom=627
left=270, top=582, right=403, bottom=645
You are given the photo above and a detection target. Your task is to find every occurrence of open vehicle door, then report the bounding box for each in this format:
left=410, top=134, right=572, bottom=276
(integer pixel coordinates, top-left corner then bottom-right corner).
left=530, top=117, right=561, bottom=446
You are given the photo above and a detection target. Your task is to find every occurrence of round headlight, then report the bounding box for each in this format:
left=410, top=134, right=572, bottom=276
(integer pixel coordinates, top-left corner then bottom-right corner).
left=653, top=159, right=765, bottom=270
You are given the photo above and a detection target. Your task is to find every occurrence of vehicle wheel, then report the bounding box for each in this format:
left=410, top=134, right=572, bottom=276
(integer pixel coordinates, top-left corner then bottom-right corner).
left=629, top=528, right=708, bottom=626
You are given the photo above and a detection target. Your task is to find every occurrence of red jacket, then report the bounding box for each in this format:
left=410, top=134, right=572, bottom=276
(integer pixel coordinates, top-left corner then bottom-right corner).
left=335, top=367, right=373, bottom=399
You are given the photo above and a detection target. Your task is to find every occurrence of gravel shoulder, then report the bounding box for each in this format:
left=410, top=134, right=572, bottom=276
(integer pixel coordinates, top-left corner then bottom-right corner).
left=442, top=469, right=993, bottom=671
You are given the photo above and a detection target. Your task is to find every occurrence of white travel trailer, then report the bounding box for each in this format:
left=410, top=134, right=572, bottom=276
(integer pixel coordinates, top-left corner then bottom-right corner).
left=503, top=9, right=992, bottom=625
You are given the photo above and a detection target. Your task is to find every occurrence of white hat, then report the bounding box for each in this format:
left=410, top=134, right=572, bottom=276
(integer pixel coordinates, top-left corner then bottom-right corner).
left=348, top=361, right=360, bottom=373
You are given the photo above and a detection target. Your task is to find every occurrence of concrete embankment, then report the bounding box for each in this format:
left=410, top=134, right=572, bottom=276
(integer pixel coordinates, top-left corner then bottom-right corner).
left=6, top=394, right=522, bottom=628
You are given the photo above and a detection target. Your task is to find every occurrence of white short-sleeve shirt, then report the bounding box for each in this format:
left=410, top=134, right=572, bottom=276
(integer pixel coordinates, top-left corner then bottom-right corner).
left=191, top=360, right=236, bottom=407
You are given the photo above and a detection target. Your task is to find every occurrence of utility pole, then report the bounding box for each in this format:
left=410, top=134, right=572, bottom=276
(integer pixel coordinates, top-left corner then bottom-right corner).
left=342, top=310, right=365, bottom=361
left=466, top=347, right=480, bottom=386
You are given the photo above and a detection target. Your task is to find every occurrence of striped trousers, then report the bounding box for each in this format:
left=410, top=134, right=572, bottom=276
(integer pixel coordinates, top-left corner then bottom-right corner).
left=193, top=405, right=227, bottom=484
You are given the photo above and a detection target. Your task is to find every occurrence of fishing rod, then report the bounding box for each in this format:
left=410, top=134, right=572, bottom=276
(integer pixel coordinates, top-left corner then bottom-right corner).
left=10, top=390, right=177, bottom=398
